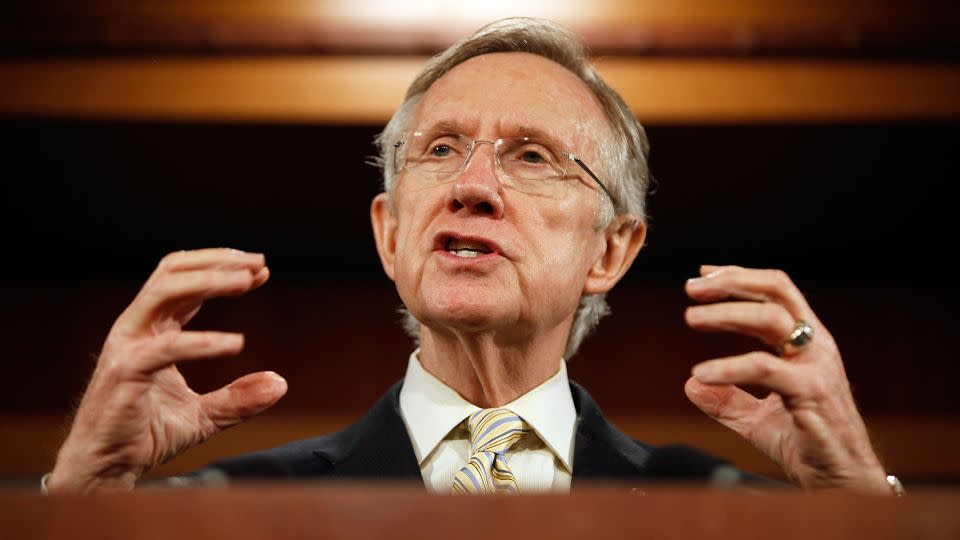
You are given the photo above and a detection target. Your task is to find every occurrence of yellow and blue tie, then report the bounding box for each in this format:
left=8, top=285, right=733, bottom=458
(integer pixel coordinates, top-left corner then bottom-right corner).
left=452, top=408, right=529, bottom=495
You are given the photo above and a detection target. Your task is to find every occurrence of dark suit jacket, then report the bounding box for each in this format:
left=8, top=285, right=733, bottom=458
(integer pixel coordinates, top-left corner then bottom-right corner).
left=202, top=380, right=760, bottom=487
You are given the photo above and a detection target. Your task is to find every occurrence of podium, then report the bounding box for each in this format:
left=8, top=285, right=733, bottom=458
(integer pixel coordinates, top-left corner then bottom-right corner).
left=4, top=483, right=960, bottom=539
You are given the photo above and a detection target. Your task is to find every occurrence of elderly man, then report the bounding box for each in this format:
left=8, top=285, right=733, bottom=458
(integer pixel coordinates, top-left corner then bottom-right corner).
left=45, top=18, right=895, bottom=495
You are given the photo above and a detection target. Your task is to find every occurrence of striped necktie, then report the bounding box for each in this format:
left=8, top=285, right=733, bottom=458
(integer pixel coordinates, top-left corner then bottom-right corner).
left=452, top=408, right=530, bottom=495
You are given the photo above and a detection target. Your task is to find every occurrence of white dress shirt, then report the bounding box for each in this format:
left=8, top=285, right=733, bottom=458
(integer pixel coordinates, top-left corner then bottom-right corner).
left=398, top=350, right=577, bottom=493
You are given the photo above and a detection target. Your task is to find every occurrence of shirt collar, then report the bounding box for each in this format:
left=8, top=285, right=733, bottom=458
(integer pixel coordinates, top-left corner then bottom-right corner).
left=398, top=349, right=576, bottom=472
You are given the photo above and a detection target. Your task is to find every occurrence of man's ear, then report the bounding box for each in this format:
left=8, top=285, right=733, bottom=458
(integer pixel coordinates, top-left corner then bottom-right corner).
left=583, top=215, right=647, bottom=295
left=370, top=193, right=398, bottom=281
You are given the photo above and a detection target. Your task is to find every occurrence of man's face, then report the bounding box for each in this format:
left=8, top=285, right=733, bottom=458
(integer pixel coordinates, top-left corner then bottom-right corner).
left=373, top=52, right=619, bottom=343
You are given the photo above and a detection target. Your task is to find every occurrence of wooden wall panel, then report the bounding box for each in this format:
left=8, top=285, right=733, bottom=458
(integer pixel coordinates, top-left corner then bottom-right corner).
left=3, top=57, right=959, bottom=123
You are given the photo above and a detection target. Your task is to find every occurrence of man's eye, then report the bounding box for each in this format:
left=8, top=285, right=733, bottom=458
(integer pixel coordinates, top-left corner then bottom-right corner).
left=431, top=145, right=452, bottom=157
left=521, top=150, right=545, bottom=163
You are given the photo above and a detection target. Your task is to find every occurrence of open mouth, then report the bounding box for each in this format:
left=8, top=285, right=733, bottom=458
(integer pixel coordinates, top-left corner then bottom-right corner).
left=441, top=236, right=496, bottom=258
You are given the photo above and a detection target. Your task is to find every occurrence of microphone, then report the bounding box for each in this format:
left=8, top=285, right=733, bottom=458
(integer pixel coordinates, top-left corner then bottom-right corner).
left=161, top=467, right=230, bottom=488
left=642, top=444, right=742, bottom=487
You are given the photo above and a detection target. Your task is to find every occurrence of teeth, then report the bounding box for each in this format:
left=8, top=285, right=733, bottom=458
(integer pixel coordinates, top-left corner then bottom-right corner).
left=446, top=238, right=493, bottom=254
left=449, top=249, right=482, bottom=258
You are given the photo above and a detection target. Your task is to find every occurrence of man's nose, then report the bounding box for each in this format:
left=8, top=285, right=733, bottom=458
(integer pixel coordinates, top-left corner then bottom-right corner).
left=445, top=142, right=505, bottom=218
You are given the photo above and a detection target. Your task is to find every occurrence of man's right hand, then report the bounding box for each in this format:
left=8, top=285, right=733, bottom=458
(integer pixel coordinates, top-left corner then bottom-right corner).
left=46, top=249, right=288, bottom=493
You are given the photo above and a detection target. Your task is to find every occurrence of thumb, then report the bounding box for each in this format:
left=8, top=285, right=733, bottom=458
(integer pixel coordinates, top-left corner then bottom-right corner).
left=684, top=377, right=759, bottom=437
left=200, top=371, right=288, bottom=430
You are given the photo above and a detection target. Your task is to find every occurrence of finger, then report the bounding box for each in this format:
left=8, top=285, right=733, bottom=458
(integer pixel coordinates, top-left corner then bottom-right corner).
left=140, top=331, right=245, bottom=372
left=685, top=378, right=799, bottom=469
left=166, top=267, right=269, bottom=327
left=685, top=301, right=796, bottom=348
left=158, top=249, right=266, bottom=273
left=699, top=264, right=724, bottom=277
left=171, top=302, right=203, bottom=327
left=688, top=265, right=767, bottom=302
left=684, top=377, right=762, bottom=426
left=126, top=269, right=263, bottom=330
left=686, top=266, right=813, bottom=321
left=251, top=266, right=270, bottom=289
left=200, top=371, right=288, bottom=430
left=692, top=351, right=806, bottom=398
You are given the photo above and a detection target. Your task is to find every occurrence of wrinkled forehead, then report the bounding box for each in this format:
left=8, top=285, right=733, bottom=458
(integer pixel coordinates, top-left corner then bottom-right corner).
left=410, top=52, right=609, bottom=157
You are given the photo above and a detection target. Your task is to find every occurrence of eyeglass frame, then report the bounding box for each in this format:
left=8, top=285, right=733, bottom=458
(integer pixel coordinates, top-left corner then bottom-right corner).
left=391, top=133, right=620, bottom=210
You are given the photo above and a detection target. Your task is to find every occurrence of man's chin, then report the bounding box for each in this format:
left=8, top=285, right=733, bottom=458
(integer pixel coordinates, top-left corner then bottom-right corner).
left=422, top=312, right=501, bottom=333
left=415, top=303, right=518, bottom=335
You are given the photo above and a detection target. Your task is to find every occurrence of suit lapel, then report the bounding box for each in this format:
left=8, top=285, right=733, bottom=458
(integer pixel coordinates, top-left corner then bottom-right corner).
left=311, top=381, right=423, bottom=481
left=570, top=382, right=652, bottom=483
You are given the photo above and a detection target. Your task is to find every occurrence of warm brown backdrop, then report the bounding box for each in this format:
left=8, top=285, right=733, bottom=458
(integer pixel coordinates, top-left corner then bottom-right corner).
left=0, top=0, right=958, bottom=486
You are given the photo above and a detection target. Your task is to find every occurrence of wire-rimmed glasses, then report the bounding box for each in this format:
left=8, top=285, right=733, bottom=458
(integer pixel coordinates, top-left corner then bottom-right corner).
left=393, top=131, right=618, bottom=208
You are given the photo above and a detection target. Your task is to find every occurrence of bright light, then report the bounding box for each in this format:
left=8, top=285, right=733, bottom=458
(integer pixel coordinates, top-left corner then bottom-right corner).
left=326, top=0, right=580, bottom=28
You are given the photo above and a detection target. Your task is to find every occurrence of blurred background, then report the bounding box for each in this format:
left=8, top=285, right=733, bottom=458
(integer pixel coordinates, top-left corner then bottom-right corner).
left=0, top=1, right=958, bottom=485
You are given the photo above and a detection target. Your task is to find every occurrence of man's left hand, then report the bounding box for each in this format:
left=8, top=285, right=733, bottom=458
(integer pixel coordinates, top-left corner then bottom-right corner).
left=683, top=264, right=889, bottom=493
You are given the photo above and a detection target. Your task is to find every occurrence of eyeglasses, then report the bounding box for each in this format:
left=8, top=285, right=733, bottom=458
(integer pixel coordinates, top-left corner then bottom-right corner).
left=393, top=131, right=618, bottom=209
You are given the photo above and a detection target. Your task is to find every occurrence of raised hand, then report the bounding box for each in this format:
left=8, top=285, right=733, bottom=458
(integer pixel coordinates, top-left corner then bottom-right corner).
left=47, top=249, right=287, bottom=493
left=683, top=265, right=888, bottom=493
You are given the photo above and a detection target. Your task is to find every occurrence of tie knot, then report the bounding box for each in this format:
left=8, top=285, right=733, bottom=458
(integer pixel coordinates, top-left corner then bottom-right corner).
left=466, top=408, right=529, bottom=454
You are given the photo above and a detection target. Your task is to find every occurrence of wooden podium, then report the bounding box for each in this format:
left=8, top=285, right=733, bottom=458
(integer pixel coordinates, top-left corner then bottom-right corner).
left=4, top=483, right=959, bottom=539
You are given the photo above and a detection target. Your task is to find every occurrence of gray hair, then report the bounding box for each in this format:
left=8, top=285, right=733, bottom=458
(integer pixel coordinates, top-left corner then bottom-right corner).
left=373, top=17, right=651, bottom=358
